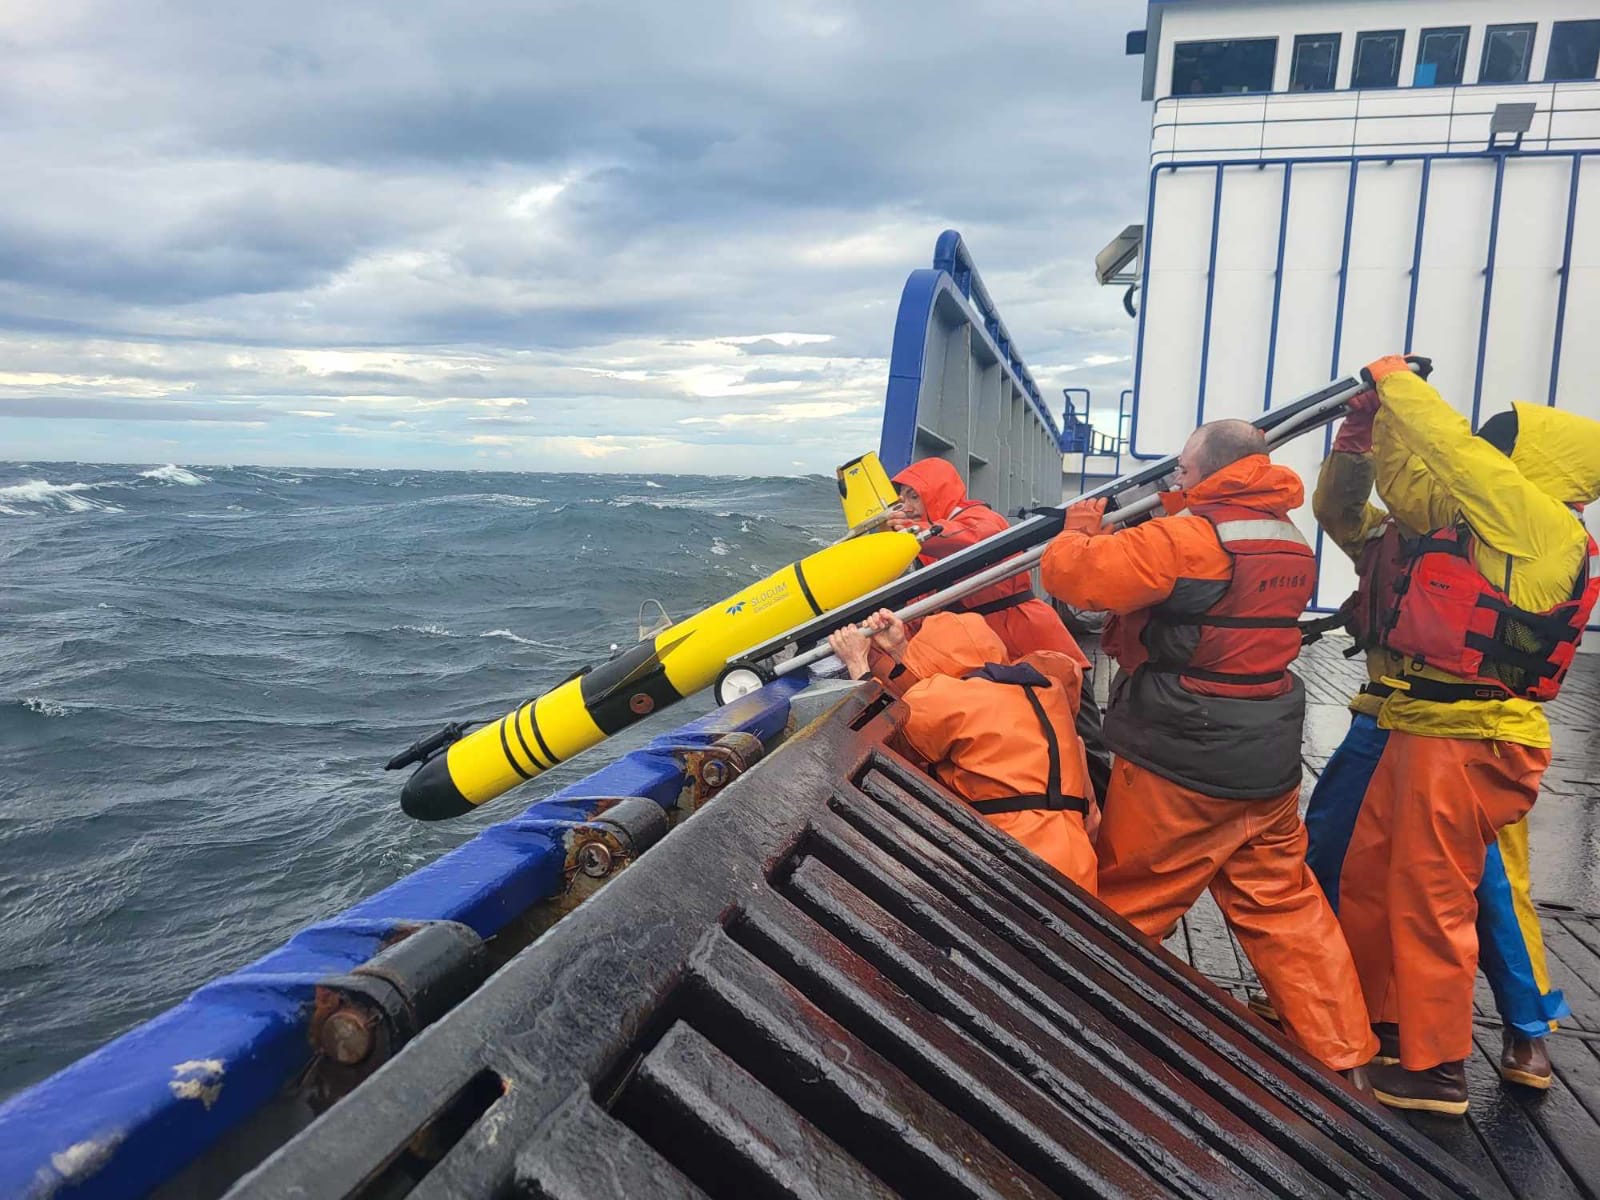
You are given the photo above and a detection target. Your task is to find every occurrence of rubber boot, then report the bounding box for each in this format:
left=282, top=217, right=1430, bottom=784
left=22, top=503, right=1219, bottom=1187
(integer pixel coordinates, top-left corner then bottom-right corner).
left=1369, top=1060, right=1469, bottom=1116
left=1498, top=1029, right=1553, bottom=1090
left=1372, top=1022, right=1400, bottom=1066
left=1342, top=1064, right=1373, bottom=1094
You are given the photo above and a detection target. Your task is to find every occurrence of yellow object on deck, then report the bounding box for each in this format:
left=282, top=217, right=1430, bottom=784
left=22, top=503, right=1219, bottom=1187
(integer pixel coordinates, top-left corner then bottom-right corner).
left=400, top=528, right=922, bottom=819
left=836, top=451, right=900, bottom=533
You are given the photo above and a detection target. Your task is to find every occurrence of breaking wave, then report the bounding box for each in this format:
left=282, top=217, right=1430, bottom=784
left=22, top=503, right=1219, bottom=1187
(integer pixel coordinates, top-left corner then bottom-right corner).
left=139, top=465, right=209, bottom=486
left=0, top=479, right=123, bottom=515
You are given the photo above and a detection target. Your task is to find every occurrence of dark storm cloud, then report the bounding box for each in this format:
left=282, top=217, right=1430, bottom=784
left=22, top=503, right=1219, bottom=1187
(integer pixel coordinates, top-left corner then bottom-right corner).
left=0, top=0, right=1151, bottom=468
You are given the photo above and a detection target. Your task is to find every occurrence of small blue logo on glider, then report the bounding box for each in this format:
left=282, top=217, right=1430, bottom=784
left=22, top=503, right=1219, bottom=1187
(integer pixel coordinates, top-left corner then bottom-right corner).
left=725, top=601, right=746, bottom=615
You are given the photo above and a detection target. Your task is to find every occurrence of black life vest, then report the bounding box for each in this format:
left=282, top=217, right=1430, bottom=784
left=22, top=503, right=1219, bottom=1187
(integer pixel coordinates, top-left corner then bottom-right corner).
left=960, top=662, right=1087, bottom=815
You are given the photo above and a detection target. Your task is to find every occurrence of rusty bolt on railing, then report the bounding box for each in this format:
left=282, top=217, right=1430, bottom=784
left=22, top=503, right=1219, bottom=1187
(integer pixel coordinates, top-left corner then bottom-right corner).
left=576, top=841, right=614, bottom=879
left=698, top=758, right=732, bottom=790
left=319, top=1008, right=376, bottom=1066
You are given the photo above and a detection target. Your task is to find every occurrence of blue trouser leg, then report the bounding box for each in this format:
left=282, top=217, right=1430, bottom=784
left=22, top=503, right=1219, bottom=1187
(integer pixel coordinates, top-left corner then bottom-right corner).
left=1303, top=713, right=1389, bottom=913
left=1477, top=830, right=1570, bottom=1038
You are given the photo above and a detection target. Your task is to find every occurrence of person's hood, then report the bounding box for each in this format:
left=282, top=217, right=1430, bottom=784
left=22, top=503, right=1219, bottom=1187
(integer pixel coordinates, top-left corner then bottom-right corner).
left=892, top=457, right=969, bottom=523
left=903, top=611, right=1006, bottom=679
left=1182, top=453, right=1306, bottom=513
left=1509, top=402, right=1600, bottom=506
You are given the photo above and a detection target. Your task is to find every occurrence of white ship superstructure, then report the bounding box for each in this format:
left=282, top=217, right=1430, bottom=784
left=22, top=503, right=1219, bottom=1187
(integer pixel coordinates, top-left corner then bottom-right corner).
left=1119, top=0, right=1600, bottom=607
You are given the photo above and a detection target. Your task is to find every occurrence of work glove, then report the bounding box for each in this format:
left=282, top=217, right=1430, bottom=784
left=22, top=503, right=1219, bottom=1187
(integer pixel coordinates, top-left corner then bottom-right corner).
left=1331, top=389, right=1378, bottom=453
left=1361, top=354, right=1434, bottom=389
left=1064, top=497, right=1109, bottom=537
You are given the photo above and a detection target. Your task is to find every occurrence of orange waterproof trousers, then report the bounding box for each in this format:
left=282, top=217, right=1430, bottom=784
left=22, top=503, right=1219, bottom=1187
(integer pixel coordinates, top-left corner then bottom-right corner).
left=1338, top=731, right=1547, bottom=1071
left=1098, top=760, right=1377, bottom=1071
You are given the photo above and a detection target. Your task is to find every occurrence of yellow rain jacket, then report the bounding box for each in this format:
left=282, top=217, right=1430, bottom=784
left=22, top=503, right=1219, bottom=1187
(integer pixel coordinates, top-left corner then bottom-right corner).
left=1367, top=372, right=1600, bottom=746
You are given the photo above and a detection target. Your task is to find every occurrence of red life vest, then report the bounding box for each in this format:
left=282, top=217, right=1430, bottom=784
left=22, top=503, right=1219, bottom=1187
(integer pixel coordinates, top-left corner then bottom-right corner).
left=1380, top=523, right=1599, bottom=702
left=1347, top=521, right=1408, bottom=649
left=1120, top=503, right=1317, bottom=698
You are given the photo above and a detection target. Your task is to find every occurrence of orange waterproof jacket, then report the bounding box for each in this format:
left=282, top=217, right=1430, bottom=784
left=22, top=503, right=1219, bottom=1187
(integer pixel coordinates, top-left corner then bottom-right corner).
left=892, top=458, right=1087, bottom=666
left=1041, top=455, right=1313, bottom=800
left=894, top=613, right=1097, bottom=889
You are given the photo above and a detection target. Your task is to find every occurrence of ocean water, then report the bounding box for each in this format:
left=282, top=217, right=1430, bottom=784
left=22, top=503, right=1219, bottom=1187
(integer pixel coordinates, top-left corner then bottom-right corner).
left=0, top=461, right=842, bottom=1098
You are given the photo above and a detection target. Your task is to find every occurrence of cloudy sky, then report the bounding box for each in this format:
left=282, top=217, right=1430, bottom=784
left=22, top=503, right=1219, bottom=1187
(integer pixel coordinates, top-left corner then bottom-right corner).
left=1, top=1, right=1152, bottom=473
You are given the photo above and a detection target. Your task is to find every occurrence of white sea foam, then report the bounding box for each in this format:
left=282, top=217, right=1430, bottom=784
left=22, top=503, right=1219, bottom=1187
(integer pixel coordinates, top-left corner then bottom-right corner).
left=644, top=480, right=663, bottom=489
left=0, top=479, right=124, bottom=514
left=710, top=537, right=731, bottom=557
left=21, top=697, right=70, bottom=717
left=139, top=464, right=209, bottom=486
left=481, top=629, right=540, bottom=646
left=394, top=623, right=455, bottom=638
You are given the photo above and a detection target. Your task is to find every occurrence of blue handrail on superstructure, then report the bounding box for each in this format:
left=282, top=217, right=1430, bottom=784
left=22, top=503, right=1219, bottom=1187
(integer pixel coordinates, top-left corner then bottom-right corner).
left=1126, top=147, right=1600, bottom=464
left=1061, top=388, right=1122, bottom=459
left=0, top=676, right=809, bottom=1200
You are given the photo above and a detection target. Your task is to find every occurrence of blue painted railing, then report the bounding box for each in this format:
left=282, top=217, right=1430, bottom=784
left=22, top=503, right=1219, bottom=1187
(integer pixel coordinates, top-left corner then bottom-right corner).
left=1060, top=388, right=1120, bottom=457
left=0, top=676, right=809, bottom=1199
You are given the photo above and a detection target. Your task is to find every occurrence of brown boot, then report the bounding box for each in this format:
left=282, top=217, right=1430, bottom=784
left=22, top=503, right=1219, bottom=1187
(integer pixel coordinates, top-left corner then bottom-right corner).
left=1372, top=1022, right=1400, bottom=1066
left=1370, top=1060, right=1469, bottom=1116
left=1498, top=1029, right=1553, bottom=1090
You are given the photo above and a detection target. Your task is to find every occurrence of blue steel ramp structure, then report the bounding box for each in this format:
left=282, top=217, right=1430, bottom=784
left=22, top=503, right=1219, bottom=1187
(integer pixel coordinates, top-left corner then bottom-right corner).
left=880, top=230, right=1126, bottom=508
left=0, top=677, right=809, bottom=1199
left=879, top=230, right=1066, bottom=512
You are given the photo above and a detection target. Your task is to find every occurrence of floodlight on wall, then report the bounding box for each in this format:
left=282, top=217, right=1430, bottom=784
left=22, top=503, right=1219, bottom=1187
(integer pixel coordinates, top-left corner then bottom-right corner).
left=1488, top=102, right=1536, bottom=151
left=1094, top=225, right=1144, bottom=286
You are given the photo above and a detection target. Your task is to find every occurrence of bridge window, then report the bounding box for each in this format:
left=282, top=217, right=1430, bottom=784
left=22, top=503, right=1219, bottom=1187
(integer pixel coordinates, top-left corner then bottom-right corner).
left=1546, top=20, right=1600, bottom=81
left=1414, top=27, right=1468, bottom=86
left=1172, top=37, right=1277, bottom=96
left=1289, top=34, right=1340, bottom=91
left=1352, top=30, right=1404, bottom=89
left=1480, top=23, right=1536, bottom=84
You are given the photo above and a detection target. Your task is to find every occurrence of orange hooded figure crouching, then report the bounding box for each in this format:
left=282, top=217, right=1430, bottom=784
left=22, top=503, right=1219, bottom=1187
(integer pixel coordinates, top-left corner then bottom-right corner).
left=890, top=456, right=1113, bottom=807
left=830, top=610, right=1097, bottom=893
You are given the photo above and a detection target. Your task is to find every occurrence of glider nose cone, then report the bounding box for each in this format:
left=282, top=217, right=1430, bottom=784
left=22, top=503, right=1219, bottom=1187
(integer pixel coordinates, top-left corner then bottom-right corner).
left=402, top=755, right=476, bottom=821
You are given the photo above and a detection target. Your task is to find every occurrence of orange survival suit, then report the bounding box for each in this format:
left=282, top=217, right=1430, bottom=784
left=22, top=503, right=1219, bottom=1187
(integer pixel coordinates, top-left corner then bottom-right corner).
left=888, top=612, right=1097, bottom=893
left=892, top=457, right=1112, bottom=803
left=1041, top=452, right=1376, bottom=1071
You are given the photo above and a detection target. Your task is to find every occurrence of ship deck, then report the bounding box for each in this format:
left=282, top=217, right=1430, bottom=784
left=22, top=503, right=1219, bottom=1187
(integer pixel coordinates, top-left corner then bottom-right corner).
left=1085, top=636, right=1600, bottom=1199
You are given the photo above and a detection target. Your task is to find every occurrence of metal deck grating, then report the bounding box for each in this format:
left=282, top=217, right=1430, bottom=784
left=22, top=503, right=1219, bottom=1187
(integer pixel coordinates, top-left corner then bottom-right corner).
left=1090, top=637, right=1600, bottom=1199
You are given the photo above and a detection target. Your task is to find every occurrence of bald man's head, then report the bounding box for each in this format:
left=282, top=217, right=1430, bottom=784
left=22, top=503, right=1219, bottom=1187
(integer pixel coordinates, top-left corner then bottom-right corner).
left=1175, top=419, right=1268, bottom=489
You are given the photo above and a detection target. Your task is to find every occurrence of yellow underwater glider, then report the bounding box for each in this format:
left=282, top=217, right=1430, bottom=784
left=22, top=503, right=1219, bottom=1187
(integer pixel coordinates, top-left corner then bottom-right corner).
left=394, top=453, right=914, bottom=820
